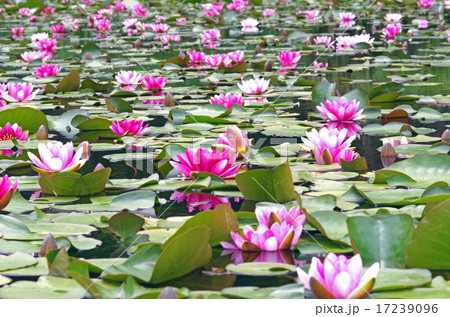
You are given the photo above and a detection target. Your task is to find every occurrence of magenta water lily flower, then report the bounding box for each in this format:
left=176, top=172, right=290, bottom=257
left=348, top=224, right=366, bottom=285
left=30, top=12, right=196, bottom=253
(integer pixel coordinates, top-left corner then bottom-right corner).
left=170, top=147, right=241, bottom=179
left=32, top=64, right=61, bottom=78
left=141, top=76, right=167, bottom=92
left=187, top=50, right=207, bottom=67
left=214, top=126, right=251, bottom=159
left=122, top=18, right=144, bottom=36
left=314, top=35, right=334, bottom=48
left=383, top=23, right=402, bottom=39
left=277, top=51, right=301, bottom=68
left=28, top=141, right=90, bottom=174
left=37, top=37, right=57, bottom=59
left=326, top=121, right=362, bottom=139
left=317, top=99, right=364, bottom=121
left=201, top=3, right=224, bottom=17
left=297, top=9, right=320, bottom=21
left=417, top=19, right=428, bottom=29
left=12, top=27, right=24, bottom=37
left=417, top=0, right=434, bottom=8
left=0, top=123, right=29, bottom=141
left=313, top=61, right=328, bottom=72
left=31, top=32, right=49, bottom=47
left=19, top=8, right=31, bottom=17
left=148, top=23, right=169, bottom=33
left=297, top=254, right=380, bottom=299
left=115, top=71, right=142, bottom=91
left=176, top=17, right=187, bottom=26
left=301, top=127, right=358, bottom=165
left=110, top=119, right=148, bottom=136
left=221, top=206, right=306, bottom=251
left=132, top=4, right=148, bottom=17
left=1, top=83, right=39, bottom=103
left=209, top=92, right=244, bottom=109
left=159, top=34, right=181, bottom=44
left=201, top=29, right=221, bottom=43
left=238, top=78, right=270, bottom=95
left=50, top=24, right=65, bottom=37
left=0, top=175, right=19, bottom=210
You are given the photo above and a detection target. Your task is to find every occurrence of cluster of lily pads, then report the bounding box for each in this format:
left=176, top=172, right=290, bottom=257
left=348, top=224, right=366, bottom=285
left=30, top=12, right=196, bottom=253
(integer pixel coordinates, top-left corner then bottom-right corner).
left=0, top=0, right=449, bottom=299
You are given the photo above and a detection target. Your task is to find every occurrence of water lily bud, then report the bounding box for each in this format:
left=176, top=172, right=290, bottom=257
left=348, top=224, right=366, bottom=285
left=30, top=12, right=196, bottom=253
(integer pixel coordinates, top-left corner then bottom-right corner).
left=214, top=126, right=251, bottom=159
left=264, top=59, right=273, bottom=71
left=36, top=125, right=48, bottom=140
left=40, top=233, right=58, bottom=257
left=134, top=39, right=142, bottom=49
left=305, top=38, right=311, bottom=46
left=321, top=148, right=334, bottom=165
left=178, top=51, right=185, bottom=59
left=84, top=53, right=92, bottom=60
left=72, top=39, right=80, bottom=47
left=381, top=142, right=396, bottom=157
left=281, top=30, right=288, bottom=38
left=164, top=92, right=176, bottom=106
left=407, top=29, right=414, bottom=37
left=158, top=287, right=179, bottom=299
left=76, top=141, right=91, bottom=161
left=94, top=163, right=105, bottom=172
left=442, top=129, right=450, bottom=143
left=371, top=25, right=377, bottom=34
left=254, top=44, right=262, bottom=55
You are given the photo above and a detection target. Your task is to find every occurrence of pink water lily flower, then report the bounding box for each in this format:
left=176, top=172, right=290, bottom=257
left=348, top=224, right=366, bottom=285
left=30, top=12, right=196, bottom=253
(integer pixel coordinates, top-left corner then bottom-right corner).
left=313, top=61, right=328, bottom=72
left=382, top=136, right=408, bottom=147
left=326, top=121, right=362, bottom=139
left=301, top=127, right=358, bottom=165
left=297, top=254, right=380, bottom=299
left=28, top=141, right=90, bottom=174
left=94, top=18, right=111, bottom=37
left=201, top=29, right=221, bottom=43
left=0, top=123, right=29, bottom=141
left=37, top=37, right=57, bottom=59
left=262, top=9, right=275, bottom=18
left=277, top=51, right=301, bottom=68
left=21, top=51, right=46, bottom=63
left=383, top=23, right=402, bottom=39
left=187, top=50, right=207, bottom=67
left=62, top=18, right=80, bottom=31
left=32, top=64, right=61, bottom=78
left=141, top=76, right=167, bottom=92
left=148, top=23, right=169, bottom=33
left=31, top=32, right=49, bottom=47
left=12, top=27, right=25, bottom=37
left=50, top=25, right=65, bottom=37
left=170, top=148, right=241, bottom=179
left=122, top=18, right=144, bottom=36
left=317, top=99, right=364, bottom=121
left=241, top=18, right=259, bottom=33
left=417, top=19, right=428, bottom=29
left=201, top=2, right=224, bottom=16
left=110, top=119, right=148, bottom=136
left=385, top=13, right=402, bottom=23
left=1, top=83, right=39, bottom=103
left=115, top=71, right=142, bottom=91
left=0, top=175, right=19, bottom=210
left=417, top=0, right=434, bottom=8
left=214, top=125, right=251, bottom=159
left=314, top=36, right=334, bottom=48
left=221, top=206, right=306, bottom=251
left=238, top=78, right=270, bottom=95
left=133, top=4, right=148, bottom=17
left=159, top=34, right=181, bottom=44
left=176, top=17, right=187, bottom=26
left=19, top=8, right=31, bottom=16
left=297, top=9, right=320, bottom=21
left=209, top=92, right=244, bottom=109
left=339, top=12, right=356, bottom=28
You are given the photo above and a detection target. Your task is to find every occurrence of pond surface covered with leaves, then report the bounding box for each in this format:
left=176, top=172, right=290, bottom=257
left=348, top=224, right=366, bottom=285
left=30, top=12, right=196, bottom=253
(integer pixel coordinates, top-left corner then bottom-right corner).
left=0, top=0, right=449, bottom=299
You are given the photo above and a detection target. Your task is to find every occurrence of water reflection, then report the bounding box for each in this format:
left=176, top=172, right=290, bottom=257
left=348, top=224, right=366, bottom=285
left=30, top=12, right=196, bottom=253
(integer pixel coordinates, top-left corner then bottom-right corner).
left=222, top=249, right=306, bottom=266
left=170, top=191, right=239, bottom=213
left=326, top=121, right=361, bottom=139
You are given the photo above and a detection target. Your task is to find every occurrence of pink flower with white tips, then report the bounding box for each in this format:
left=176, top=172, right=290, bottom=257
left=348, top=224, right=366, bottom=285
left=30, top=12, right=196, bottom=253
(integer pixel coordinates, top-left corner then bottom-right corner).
left=0, top=175, right=19, bottom=210
left=176, top=17, right=187, bottom=26
left=238, top=78, right=270, bottom=95
left=170, top=147, right=241, bottom=179
left=301, top=127, right=358, bottom=165
left=201, top=3, right=223, bottom=16
left=159, top=34, right=181, bottom=44
left=201, top=29, right=221, bottom=43
left=317, top=99, right=364, bottom=121
left=62, top=18, right=80, bottom=31
left=262, top=9, right=275, bottom=18
left=37, top=37, right=57, bottom=59
left=314, top=35, right=333, bottom=48
left=21, top=51, right=47, bottom=63
left=221, top=206, right=306, bottom=251
left=32, top=64, right=61, bottom=78
left=115, top=71, right=142, bottom=91
left=110, top=119, right=148, bottom=136
left=141, top=76, right=167, bottom=92
left=339, top=12, right=356, bottom=28
left=417, top=0, right=434, bottom=8
left=122, top=18, right=144, bottom=36
left=277, top=51, right=301, bottom=68
left=187, top=50, right=207, bottom=67
left=417, top=19, right=428, bottom=29
left=28, top=141, right=90, bottom=174
left=297, top=253, right=379, bottom=299
left=114, top=2, right=126, bottom=12
left=1, top=83, right=39, bottom=103
left=210, top=92, right=244, bottom=109
left=241, top=18, right=259, bottom=33
left=19, top=8, right=31, bottom=16
left=148, top=23, right=169, bottom=33
left=383, top=23, right=402, bottom=39
left=0, top=123, right=29, bottom=141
